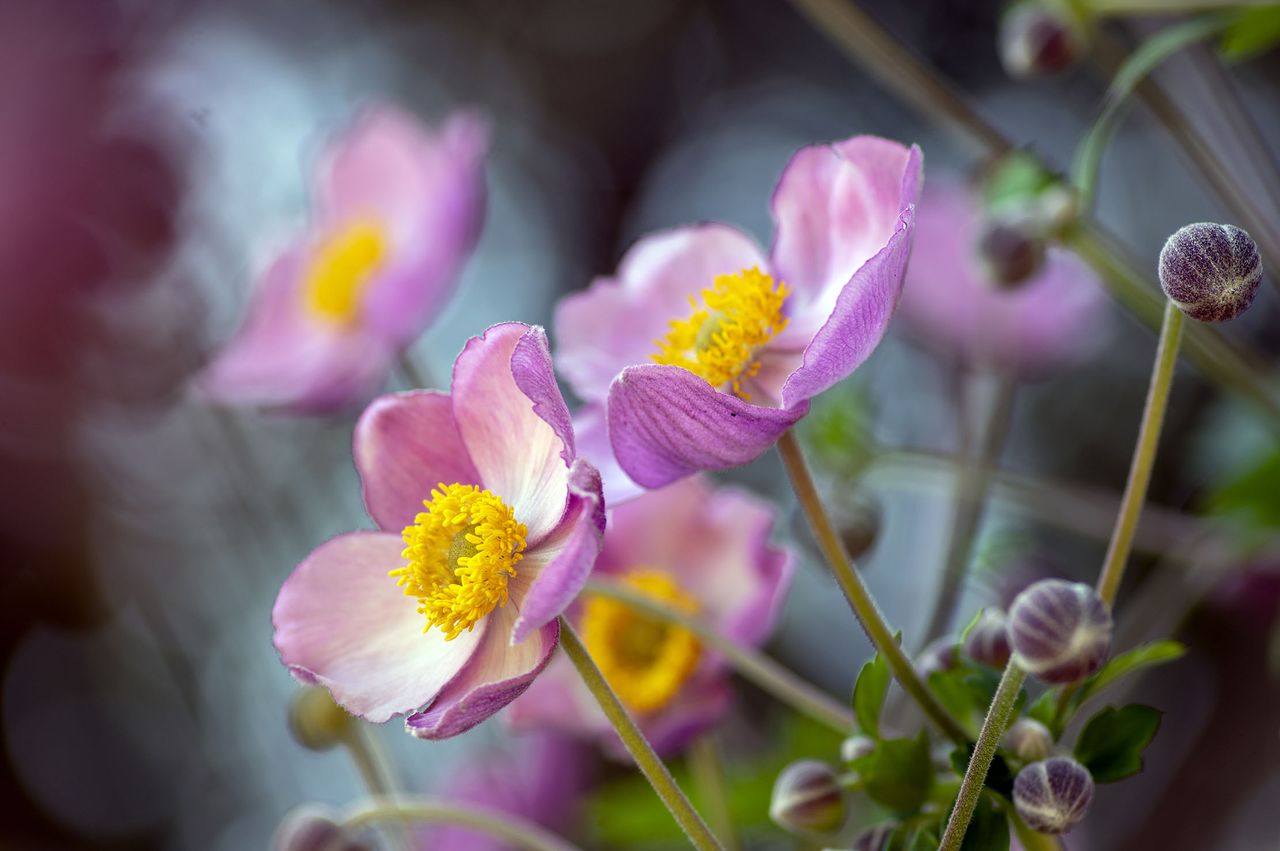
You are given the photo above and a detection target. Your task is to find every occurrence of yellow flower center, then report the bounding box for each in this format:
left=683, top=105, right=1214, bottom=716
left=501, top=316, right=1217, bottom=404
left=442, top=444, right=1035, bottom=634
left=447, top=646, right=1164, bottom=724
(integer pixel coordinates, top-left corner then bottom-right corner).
left=391, top=483, right=528, bottom=641
left=651, top=267, right=790, bottom=400
left=303, top=220, right=389, bottom=323
left=581, top=569, right=702, bottom=714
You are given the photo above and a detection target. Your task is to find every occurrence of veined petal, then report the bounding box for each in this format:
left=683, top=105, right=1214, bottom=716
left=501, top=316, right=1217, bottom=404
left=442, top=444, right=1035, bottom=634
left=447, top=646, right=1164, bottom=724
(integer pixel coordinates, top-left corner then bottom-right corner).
left=405, top=606, right=559, bottom=739
left=607, top=365, right=807, bottom=488
left=353, top=390, right=482, bottom=532
left=272, top=532, right=483, bottom=723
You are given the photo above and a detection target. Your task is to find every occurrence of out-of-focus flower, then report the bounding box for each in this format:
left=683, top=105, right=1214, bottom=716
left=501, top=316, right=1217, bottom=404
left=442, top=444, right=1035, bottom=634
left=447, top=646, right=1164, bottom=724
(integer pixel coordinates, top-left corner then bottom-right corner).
left=272, top=323, right=604, bottom=738
left=199, top=104, right=487, bottom=413
left=999, top=0, right=1089, bottom=78
left=556, top=136, right=920, bottom=488
left=508, top=476, right=794, bottom=755
left=898, top=179, right=1107, bottom=378
left=1158, top=222, right=1262, bottom=322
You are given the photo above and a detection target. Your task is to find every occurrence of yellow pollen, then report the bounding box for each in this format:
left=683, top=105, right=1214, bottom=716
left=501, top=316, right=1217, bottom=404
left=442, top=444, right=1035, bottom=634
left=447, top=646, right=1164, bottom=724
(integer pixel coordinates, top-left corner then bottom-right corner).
left=303, top=220, right=389, bottom=323
left=391, top=483, right=527, bottom=640
left=651, top=266, right=789, bottom=400
left=581, top=569, right=702, bottom=714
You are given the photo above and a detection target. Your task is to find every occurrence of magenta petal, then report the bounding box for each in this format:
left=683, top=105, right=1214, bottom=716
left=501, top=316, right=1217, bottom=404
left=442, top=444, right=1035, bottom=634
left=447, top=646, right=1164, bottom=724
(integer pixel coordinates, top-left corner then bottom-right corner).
left=272, top=532, right=483, bottom=723
left=510, top=458, right=606, bottom=644
left=638, top=677, right=733, bottom=757
left=353, top=390, right=482, bottom=531
left=405, top=607, right=559, bottom=739
left=607, top=365, right=808, bottom=488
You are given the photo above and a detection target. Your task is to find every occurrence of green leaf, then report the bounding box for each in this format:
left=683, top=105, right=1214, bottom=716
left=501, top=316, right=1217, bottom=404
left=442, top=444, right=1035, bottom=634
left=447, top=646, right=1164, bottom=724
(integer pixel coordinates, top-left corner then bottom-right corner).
left=929, top=669, right=979, bottom=731
left=852, top=734, right=935, bottom=816
left=1206, top=444, right=1280, bottom=547
left=1220, top=6, right=1280, bottom=62
left=1074, top=704, right=1163, bottom=783
left=948, top=745, right=1015, bottom=799
left=1027, top=689, right=1057, bottom=727
left=958, top=793, right=1011, bottom=851
left=854, top=651, right=891, bottom=738
left=1075, top=641, right=1186, bottom=706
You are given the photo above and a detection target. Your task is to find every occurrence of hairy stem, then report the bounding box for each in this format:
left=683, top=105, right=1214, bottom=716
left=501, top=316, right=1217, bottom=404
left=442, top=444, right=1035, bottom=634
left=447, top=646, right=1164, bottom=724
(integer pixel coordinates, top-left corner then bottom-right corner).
left=341, top=796, right=583, bottom=851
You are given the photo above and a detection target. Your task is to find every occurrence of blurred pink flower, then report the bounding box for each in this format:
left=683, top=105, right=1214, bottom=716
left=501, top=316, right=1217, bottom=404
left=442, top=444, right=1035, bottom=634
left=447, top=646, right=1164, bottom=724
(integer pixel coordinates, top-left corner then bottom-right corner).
left=199, top=104, right=487, bottom=413
left=898, top=178, right=1108, bottom=377
left=508, top=476, right=794, bottom=756
left=272, top=323, right=604, bottom=738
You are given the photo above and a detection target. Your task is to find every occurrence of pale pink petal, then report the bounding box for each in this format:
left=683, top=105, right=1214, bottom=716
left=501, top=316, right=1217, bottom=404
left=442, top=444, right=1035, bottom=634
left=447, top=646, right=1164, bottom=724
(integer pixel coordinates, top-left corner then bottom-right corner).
left=352, top=390, right=481, bottom=532
left=573, top=405, right=647, bottom=508
left=272, top=532, right=483, bottom=723
left=634, top=676, right=733, bottom=757
left=505, top=650, right=601, bottom=738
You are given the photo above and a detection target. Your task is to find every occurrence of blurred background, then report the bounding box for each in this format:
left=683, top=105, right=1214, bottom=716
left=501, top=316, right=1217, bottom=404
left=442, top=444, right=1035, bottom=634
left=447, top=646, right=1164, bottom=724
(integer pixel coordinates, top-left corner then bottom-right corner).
left=1, top=0, right=1277, bottom=848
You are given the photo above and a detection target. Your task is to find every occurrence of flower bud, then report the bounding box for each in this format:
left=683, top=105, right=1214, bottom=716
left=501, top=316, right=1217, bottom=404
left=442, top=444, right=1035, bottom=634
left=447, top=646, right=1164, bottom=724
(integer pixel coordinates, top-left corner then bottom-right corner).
left=977, top=217, right=1046, bottom=288
left=999, top=0, right=1088, bottom=78
left=851, top=823, right=894, bottom=851
left=1009, top=579, right=1112, bottom=684
left=1013, top=757, right=1094, bottom=834
left=1003, top=717, right=1053, bottom=763
left=288, top=686, right=353, bottom=752
left=770, top=759, right=847, bottom=835
left=841, top=734, right=875, bottom=764
left=916, top=637, right=960, bottom=677
left=273, top=805, right=371, bottom=851
left=838, top=493, right=882, bottom=560
left=963, top=608, right=1012, bottom=668
left=1158, top=222, right=1262, bottom=322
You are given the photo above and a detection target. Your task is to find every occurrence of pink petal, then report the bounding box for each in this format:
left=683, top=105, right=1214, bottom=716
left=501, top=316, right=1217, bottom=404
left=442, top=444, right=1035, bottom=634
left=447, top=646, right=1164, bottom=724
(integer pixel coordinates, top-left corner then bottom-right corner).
left=353, top=390, right=482, bottom=532
left=554, top=224, right=767, bottom=403
left=272, top=532, right=483, bottom=723
left=607, top=364, right=808, bottom=489
left=405, top=605, right=559, bottom=739
left=451, top=323, right=574, bottom=545
left=573, top=404, right=647, bottom=508
left=633, top=676, right=733, bottom=757
left=505, top=651, right=601, bottom=738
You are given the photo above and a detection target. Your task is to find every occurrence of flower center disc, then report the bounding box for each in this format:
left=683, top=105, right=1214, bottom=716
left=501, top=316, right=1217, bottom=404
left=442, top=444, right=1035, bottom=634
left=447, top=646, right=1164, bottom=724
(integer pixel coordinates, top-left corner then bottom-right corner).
left=304, top=220, right=389, bottom=323
left=392, top=483, right=528, bottom=640
left=651, top=266, right=789, bottom=399
left=582, top=569, right=702, bottom=714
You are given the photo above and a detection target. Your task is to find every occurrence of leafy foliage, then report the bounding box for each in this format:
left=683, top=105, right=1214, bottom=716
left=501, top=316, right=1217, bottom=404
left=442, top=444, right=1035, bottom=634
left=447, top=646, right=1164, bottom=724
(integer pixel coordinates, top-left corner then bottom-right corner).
left=851, top=733, right=935, bottom=816
left=854, top=650, right=891, bottom=739
left=1074, top=641, right=1185, bottom=707
left=958, top=793, right=1011, bottom=851
left=1220, top=6, right=1280, bottom=62
left=949, top=745, right=1015, bottom=800
left=1074, top=704, right=1162, bottom=783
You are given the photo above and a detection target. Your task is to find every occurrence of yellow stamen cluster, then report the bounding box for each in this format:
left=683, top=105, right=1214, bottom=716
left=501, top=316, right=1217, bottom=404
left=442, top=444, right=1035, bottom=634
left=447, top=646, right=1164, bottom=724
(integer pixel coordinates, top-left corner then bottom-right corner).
left=651, top=266, right=790, bottom=399
left=303, top=220, right=388, bottom=323
left=581, top=569, right=702, bottom=714
left=392, top=483, right=527, bottom=641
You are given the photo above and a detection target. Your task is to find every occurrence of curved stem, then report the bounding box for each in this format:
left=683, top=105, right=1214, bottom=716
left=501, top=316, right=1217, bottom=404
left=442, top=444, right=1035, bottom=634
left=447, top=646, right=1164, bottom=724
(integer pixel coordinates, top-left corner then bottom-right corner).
left=937, top=662, right=1027, bottom=851
left=340, top=796, right=583, bottom=851
left=341, top=724, right=413, bottom=851
left=557, top=617, right=724, bottom=851
left=777, top=431, right=969, bottom=744
left=689, top=734, right=740, bottom=851
left=583, top=578, right=853, bottom=732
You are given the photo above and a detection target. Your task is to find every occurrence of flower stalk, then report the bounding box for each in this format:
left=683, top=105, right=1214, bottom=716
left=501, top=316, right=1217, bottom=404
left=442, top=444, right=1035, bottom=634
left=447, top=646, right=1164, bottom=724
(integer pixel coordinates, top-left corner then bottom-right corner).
left=340, top=795, right=584, bottom=851
left=689, top=734, right=740, bottom=851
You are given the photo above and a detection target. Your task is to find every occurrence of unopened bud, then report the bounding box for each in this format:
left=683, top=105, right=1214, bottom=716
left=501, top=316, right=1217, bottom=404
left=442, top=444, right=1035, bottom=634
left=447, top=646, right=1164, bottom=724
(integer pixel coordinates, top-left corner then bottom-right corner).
left=288, top=686, right=353, bottom=751
left=273, top=805, right=371, bottom=851
left=1003, top=717, right=1053, bottom=762
left=851, top=823, right=894, bottom=851
left=1009, top=579, right=1112, bottom=685
left=999, top=0, right=1088, bottom=78
left=770, top=759, right=847, bottom=835
left=838, top=493, right=882, bottom=560
left=841, top=734, right=875, bottom=764
left=1013, top=757, right=1094, bottom=834
left=1159, top=222, right=1262, bottom=322
left=977, top=217, right=1046, bottom=288
left=916, top=637, right=961, bottom=677
left=963, top=608, right=1012, bottom=668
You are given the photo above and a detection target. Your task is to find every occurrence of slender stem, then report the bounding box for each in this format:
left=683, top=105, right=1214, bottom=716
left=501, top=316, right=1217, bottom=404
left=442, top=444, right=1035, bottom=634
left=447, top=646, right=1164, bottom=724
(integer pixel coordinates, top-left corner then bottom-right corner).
left=689, top=734, right=739, bottom=851
left=340, top=796, right=583, bottom=851
left=777, top=431, right=969, bottom=744
left=341, top=725, right=413, bottom=851
left=1096, top=301, right=1184, bottom=607
left=557, top=617, right=724, bottom=851
left=937, top=663, right=1028, bottom=851
left=583, top=579, right=853, bottom=732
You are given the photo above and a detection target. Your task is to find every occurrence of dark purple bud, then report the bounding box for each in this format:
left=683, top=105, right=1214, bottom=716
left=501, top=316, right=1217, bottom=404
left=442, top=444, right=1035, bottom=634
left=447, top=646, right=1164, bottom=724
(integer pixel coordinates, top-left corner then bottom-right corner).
left=851, top=822, right=895, bottom=851
left=1003, top=717, right=1053, bottom=762
left=963, top=608, right=1012, bottom=668
left=1009, top=579, right=1112, bottom=684
left=288, top=686, right=352, bottom=752
left=770, top=759, right=847, bottom=835
left=1159, top=222, right=1262, bottom=322
left=977, top=217, right=1046, bottom=288
left=841, top=734, right=876, bottom=764
left=916, top=637, right=961, bottom=677
left=999, top=0, right=1088, bottom=78
left=273, top=806, right=372, bottom=851
left=1013, top=757, right=1094, bottom=834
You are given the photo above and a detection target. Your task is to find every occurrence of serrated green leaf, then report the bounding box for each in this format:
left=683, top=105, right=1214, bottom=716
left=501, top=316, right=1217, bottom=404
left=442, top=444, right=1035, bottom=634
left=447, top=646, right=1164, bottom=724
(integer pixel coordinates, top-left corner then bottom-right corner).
left=958, top=793, right=1011, bottom=851
left=929, top=669, right=980, bottom=731
left=1074, top=704, right=1162, bottom=782
left=854, top=651, right=891, bottom=739
left=1075, top=641, right=1186, bottom=706
left=1220, top=6, right=1280, bottom=62
left=854, top=734, right=934, bottom=816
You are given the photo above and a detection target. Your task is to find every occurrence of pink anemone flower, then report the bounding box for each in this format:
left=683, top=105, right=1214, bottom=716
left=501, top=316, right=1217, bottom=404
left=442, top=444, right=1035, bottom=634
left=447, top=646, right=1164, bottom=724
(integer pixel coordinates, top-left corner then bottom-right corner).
left=508, top=475, right=794, bottom=756
left=556, top=136, right=921, bottom=489
left=272, top=323, right=604, bottom=738
left=199, top=103, right=487, bottom=413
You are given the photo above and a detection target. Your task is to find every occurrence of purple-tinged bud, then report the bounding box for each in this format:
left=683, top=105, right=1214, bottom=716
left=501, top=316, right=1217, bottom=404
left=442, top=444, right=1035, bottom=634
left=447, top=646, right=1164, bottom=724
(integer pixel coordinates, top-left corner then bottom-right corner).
left=841, top=734, right=876, bottom=764
left=1003, top=717, right=1054, bottom=762
left=288, top=686, right=352, bottom=752
left=1159, top=222, right=1262, bottom=322
left=963, top=608, right=1013, bottom=668
left=1013, top=757, right=1094, bottom=834
left=1009, top=579, right=1112, bottom=685
left=977, top=217, right=1046, bottom=288
left=273, top=805, right=371, bottom=851
left=851, top=823, right=894, bottom=851
left=999, top=0, right=1088, bottom=78
left=770, top=760, right=847, bottom=835
left=916, top=637, right=961, bottom=677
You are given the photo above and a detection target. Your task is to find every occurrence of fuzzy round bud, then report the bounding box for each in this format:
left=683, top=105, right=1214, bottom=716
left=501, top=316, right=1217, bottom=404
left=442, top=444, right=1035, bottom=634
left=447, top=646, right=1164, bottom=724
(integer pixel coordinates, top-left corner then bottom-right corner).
left=770, top=759, right=847, bottom=835
left=1009, top=579, right=1112, bottom=684
left=1003, top=717, right=1054, bottom=762
left=999, top=1, right=1087, bottom=78
left=851, top=823, right=894, bottom=851
left=273, top=805, right=371, bottom=851
left=977, top=217, right=1046, bottom=288
left=963, top=608, right=1013, bottom=668
left=288, top=686, right=352, bottom=752
left=840, top=734, right=876, bottom=764
left=1013, top=757, right=1094, bottom=834
left=916, top=637, right=961, bottom=677
left=1158, top=222, right=1262, bottom=322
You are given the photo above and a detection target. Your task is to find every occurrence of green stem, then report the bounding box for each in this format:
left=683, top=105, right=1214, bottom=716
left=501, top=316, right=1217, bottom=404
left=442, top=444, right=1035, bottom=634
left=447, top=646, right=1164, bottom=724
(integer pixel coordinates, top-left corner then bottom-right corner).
left=937, top=663, right=1028, bottom=851
left=689, top=734, right=740, bottom=851
left=777, top=431, right=970, bottom=744
left=341, top=725, right=413, bottom=851
left=341, top=796, right=583, bottom=851
left=557, top=617, right=724, bottom=851
left=583, top=578, right=854, bottom=732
